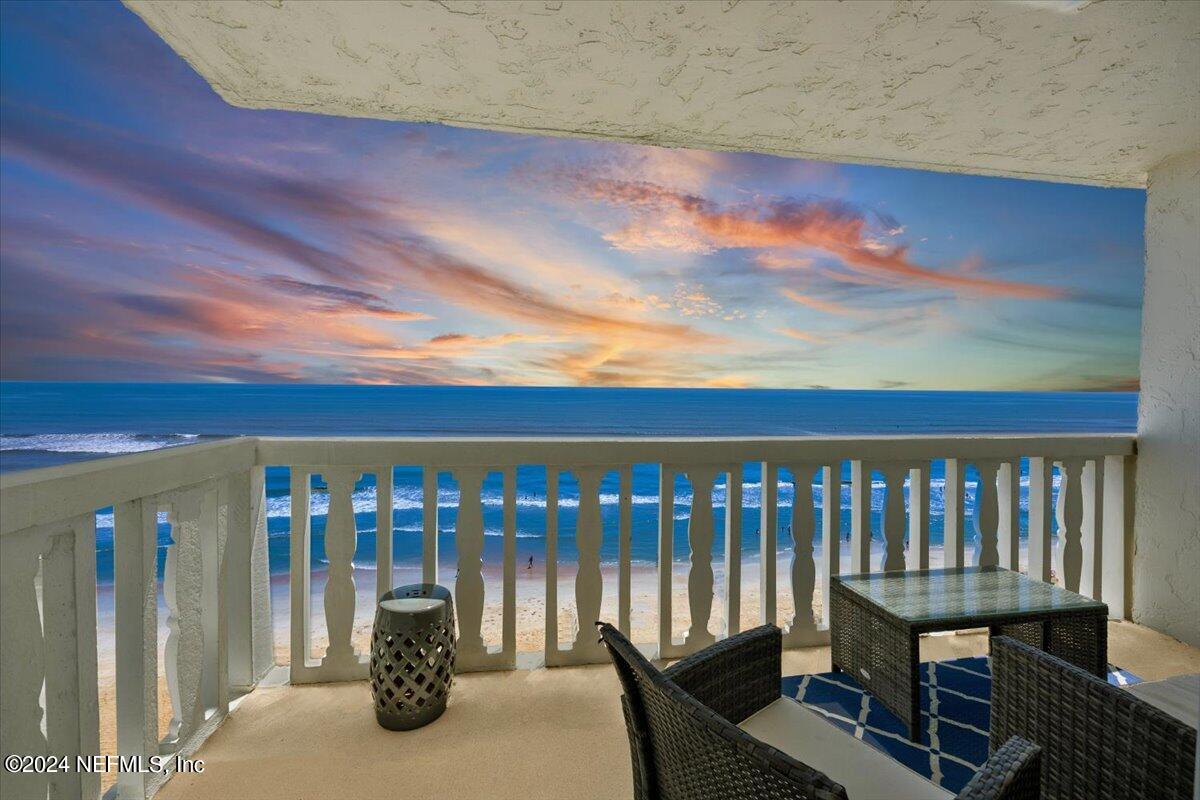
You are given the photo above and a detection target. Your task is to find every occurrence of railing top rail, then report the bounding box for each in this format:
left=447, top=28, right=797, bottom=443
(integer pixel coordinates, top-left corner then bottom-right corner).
left=255, top=432, right=1135, bottom=468
left=0, top=432, right=1136, bottom=534
left=1, top=436, right=255, bottom=536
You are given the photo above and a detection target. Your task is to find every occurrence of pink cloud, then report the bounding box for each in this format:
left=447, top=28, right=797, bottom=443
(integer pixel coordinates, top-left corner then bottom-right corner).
left=774, top=327, right=826, bottom=343
left=779, top=288, right=864, bottom=317
left=557, top=170, right=1064, bottom=300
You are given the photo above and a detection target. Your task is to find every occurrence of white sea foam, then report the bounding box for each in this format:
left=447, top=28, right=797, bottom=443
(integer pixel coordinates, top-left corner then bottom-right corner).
left=1, top=432, right=200, bottom=454
left=94, top=472, right=1063, bottom=533
left=256, top=474, right=1062, bottom=520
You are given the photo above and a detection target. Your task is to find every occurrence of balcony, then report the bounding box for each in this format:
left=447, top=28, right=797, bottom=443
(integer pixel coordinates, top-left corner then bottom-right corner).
left=4, top=432, right=1196, bottom=800
left=2, top=2, right=1198, bottom=796
left=154, top=622, right=1197, bottom=800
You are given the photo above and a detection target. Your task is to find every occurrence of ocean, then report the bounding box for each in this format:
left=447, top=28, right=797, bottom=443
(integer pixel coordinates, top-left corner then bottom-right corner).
left=0, top=383, right=1137, bottom=585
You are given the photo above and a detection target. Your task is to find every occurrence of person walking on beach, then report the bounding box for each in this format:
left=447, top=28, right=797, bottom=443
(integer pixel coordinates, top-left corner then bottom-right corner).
left=527, top=555, right=534, bottom=571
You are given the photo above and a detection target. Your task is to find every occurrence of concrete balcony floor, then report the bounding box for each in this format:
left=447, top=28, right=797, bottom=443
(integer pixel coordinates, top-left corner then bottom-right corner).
left=160, top=622, right=1200, bottom=800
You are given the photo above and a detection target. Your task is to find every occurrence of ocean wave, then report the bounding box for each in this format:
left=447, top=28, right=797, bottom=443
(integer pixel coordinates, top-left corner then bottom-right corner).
left=0, top=432, right=200, bottom=454
left=256, top=475, right=1064, bottom=521
left=344, top=526, right=548, bottom=538
left=93, top=472, right=1064, bottom=534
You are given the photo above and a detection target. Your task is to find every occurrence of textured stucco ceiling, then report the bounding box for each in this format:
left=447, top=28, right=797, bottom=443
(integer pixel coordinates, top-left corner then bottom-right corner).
left=126, top=0, right=1200, bottom=188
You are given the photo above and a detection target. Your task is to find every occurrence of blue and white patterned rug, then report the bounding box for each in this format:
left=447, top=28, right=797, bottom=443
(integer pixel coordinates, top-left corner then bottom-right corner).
left=781, top=656, right=1141, bottom=794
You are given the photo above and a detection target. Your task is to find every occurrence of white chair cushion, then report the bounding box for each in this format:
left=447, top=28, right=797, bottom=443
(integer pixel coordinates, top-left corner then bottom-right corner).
left=1123, top=673, right=1199, bottom=730
left=738, top=697, right=953, bottom=800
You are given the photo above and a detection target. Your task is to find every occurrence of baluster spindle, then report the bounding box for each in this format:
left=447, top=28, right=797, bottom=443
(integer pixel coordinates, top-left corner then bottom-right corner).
left=724, top=467, right=743, bottom=637
left=1100, top=455, right=1128, bottom=617
left=162, top=505, right=182, bottom=741
left=658, top=465, right=675, bottom=655
left=972, top=461, right=1000, bottom=568
left=200, top=486, right=223, bottom=719
left=544, top=468, right=560, bottom=665
left=38, top=518, right=100, bottom=800
left=944, top=458, right=966, bottom=568
left=250, top=470, right=274, bottom=690
left=1056, top=459, right=1084, bottom=591
left=880, top=463, right=908, bottom=572
left=618, top=465, right=633, bottom=637
left=759, top=462, right=779, bottom=626
left=452, top=468, right=487, bottom=666
left=0, top=530, right=50, bottom=800
left=572, top=467, right=605, bottom=658
left=502, top=467, right=517, bottom=664
left=785, top=465, right=820, bottom=645
left=1081, top=459, right=1104, bottom=600
left=907, top=463, right=931, bottom=570
left=421, top=467, right=438, bottom=585
left=376, top=466, right=393, bottom=599
left=684, top=467, right=718, bottom=649
left=225, top=467, right=273, bottom=692
left=163, top=492, right=204, bottom=745
left=997, top=461, right=1020, bottom=570
left=225, top=470, right=253, bottom=691
left=849, top=460, right=871, bottom=573
left=1028, top=458, right=1053, bottom=582
left=821, top=464, right=842, bottom=628
left=247, top=466, right=272, bottom=684
left=289, top=470, right=314, bottom=680
left=321, top=469, right=361, bottom=671
left=114, top=499, right=159, bottom=800
left=1008, top=460, right=1021, bottom=571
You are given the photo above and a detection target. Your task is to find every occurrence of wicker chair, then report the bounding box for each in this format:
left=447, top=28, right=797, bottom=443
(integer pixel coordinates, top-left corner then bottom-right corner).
left=598, top=622, right=1041, bottom=800
left=990, top=635, right=1197, bottom=800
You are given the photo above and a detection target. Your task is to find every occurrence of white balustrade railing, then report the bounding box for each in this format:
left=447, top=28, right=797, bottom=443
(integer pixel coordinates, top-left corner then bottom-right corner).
left=0, top=433, right=1136, bottom=798
left=0, top=438, right=264, bottom=800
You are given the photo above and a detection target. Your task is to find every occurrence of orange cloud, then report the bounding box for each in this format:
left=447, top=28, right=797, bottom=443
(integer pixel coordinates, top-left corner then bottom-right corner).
left=560, top=171, right=1064, bottom=300
left=378, top=236, right=729, bottom=351
left=774, top=327, right=825, bottom=343
left=106, top=266, right=426, bottom=358
left=350, top=332, right=561, bottom=361
left=533, top=342, right=748, bottom=388
left=779, top=288, right=864, bottom=317
left=756, top=252, right=815, bottom=270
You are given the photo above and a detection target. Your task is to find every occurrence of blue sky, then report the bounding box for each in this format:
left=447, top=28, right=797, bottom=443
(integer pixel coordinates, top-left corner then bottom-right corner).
left=0, top=1, right=1144, bottom=390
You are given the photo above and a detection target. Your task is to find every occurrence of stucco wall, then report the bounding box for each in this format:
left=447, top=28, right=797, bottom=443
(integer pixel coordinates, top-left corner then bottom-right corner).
left=126, top=0, right=1200, bottom=188
left=1134, top=150, right=1200, bottom=646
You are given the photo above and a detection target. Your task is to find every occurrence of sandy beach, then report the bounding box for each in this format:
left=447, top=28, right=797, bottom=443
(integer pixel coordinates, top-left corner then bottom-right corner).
left=276, top=553, right=881, bottom=660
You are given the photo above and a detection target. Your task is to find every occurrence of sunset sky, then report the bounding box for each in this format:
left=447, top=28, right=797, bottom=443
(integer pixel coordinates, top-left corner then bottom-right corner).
left=0, top=1, right=1145, bottom=391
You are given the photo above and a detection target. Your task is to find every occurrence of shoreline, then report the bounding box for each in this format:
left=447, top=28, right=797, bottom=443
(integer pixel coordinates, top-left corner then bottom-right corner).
left=92, top=540, right=1036, bottom=660
left=263, top=540, right=985, bottom=658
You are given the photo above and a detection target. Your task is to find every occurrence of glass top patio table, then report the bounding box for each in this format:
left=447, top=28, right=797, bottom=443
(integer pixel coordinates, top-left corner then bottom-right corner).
left=832, top=566, right=1107, bottom=626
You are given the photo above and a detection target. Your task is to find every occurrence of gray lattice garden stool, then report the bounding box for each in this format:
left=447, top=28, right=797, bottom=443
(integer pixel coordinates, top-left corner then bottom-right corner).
left=370, top=584, right=456, bottom=731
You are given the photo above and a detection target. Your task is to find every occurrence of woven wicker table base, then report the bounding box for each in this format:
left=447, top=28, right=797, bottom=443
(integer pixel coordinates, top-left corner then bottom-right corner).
left=830, top=567, right=1108, bottom=742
